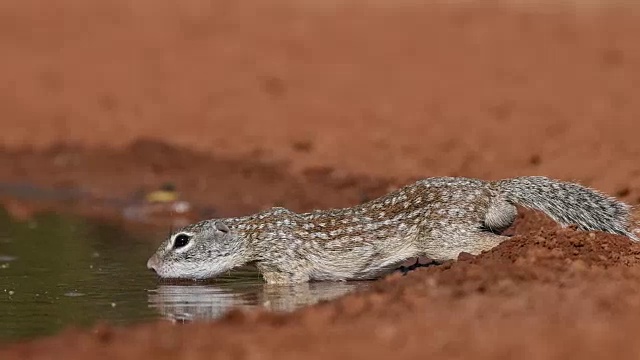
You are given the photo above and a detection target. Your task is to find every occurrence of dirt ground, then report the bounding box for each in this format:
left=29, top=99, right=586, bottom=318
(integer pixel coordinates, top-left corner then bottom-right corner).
left=2, top=0, right=640, bottom=359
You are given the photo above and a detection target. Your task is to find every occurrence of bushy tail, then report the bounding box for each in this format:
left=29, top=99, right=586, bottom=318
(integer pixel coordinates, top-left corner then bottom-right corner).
left=495, top=176, right=637, bottom=240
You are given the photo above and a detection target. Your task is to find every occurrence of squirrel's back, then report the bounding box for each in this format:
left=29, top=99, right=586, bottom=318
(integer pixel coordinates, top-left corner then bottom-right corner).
left=494, top=176, right=636, bottom=240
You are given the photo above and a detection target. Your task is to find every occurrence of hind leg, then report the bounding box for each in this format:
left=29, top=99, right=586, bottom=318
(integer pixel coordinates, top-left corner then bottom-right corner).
left=421, top=196, right=516, bottom=262
left=484, top=196, right=518, bottom=233
left=464, top=232, right=510, bottom=256
left=423, top=229, right=510, bottom=262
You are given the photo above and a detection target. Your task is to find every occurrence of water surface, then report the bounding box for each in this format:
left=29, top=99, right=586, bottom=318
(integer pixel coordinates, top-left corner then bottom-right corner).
left=0, top=208, right=369, bottom=342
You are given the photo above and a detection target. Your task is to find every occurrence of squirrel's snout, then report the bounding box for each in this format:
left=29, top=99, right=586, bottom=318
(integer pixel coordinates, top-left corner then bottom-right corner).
left=147, top=254, right=159, bottom=273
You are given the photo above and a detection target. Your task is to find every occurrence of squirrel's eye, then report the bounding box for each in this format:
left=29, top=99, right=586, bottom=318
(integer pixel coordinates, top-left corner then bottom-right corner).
left=173, top=234, right=191, bottom=249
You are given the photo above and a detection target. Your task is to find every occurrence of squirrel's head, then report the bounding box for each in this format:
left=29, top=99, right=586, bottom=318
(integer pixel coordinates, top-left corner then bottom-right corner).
left=147, top=220, right=248, bottom=280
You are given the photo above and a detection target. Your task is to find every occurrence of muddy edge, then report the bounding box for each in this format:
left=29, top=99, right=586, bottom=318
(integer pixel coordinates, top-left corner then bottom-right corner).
left=2, top=1, right=640, bottom=359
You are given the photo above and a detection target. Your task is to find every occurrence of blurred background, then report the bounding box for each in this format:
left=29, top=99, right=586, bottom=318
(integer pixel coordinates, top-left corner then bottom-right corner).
left=1, top=0, right=639, bottom=197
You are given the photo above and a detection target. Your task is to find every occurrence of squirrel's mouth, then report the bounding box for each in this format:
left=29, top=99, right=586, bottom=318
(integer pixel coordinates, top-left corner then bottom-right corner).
left=146, top=259, right=228, bottom=281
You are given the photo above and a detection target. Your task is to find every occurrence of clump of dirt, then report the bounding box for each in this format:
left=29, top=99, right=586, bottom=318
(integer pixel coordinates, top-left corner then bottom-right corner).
left=484, top=212, right=640, bottom=269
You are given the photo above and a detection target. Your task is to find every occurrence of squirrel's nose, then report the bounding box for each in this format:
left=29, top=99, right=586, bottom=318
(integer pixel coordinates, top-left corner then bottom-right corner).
left=147, top=254, right=159, bottom=273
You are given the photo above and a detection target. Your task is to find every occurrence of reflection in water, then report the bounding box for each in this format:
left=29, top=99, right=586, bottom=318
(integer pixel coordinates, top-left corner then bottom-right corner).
left=148, top=280, right=371, bottom=322
left=0, top=207, right=372, bottom=341
left=0, top=208, right=162, bottom=341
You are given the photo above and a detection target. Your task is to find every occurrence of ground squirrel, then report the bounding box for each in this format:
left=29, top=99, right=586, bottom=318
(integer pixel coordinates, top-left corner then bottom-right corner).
left=147, top=176, right=638, bottom=284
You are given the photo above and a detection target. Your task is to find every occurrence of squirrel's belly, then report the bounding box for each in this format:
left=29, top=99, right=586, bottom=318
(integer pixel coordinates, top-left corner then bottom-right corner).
left=308, top=243, right=420, bottom=281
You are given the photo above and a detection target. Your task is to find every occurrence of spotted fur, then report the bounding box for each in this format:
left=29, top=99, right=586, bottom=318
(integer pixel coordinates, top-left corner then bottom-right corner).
left=147, top=176, right=637, bottom=284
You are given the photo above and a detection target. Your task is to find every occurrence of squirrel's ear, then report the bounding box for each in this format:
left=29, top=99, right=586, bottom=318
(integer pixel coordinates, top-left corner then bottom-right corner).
left=214, top=220, right=230, bottom=234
